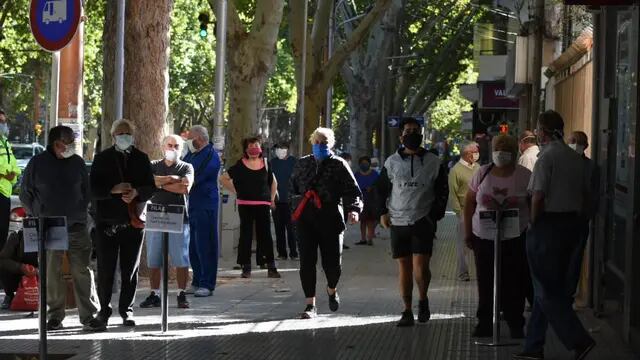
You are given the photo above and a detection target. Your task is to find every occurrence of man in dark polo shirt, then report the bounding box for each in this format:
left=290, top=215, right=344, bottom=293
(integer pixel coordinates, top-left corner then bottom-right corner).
left=140, top=135, right=194, bottom=309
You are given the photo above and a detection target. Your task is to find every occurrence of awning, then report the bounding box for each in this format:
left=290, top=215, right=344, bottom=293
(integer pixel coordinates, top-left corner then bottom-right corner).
left=545, top=29, right=593, bottom=78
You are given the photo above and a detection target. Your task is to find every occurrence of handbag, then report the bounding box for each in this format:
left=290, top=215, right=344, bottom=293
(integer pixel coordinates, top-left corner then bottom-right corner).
left=11, top=274, right=39, bottom=312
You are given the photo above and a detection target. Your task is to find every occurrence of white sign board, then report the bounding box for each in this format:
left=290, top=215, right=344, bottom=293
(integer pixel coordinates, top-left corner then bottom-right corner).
left=479, top=209, right=520, bottom=240
left=145, top=204, right=185, bottom=234
left=23, top=217, right=69, bottom=253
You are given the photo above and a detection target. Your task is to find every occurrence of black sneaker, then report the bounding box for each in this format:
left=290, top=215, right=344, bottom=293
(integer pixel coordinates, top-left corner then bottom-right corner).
left=512, top=351, right=544, bottom=360
left=343, top=244, right=350, bottom=250
left=355, top=240, right=368, bottom=245
left=83, top=317, right=107, bottom=332
left=46, top=319, right=63, bottom=331
left=472, top=323, right=492, bottom=337
left=140, top=292, right=161, bottom=308
left=1, top=295, right=13, bottom=310
left=267, top=268, right=281, bottom=278
left=328, top=290, right=340, bottom=312
left=397, top=310, right=414, bottom=327
left=122, top=317, right=136, bottom=327
left=300, top=304, right=317, bottom=319
left=177, top=291, right=190, bottom=309
left=418, top=298, right=430, bottom=323
left=241, top=265, right=252, bottom=278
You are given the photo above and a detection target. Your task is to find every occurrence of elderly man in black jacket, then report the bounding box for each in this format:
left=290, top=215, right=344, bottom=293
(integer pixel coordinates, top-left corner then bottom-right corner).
left=90, top=119, right=155, bottom=327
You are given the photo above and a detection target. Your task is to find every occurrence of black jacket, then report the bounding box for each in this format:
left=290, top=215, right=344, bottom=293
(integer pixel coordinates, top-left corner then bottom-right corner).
left=289, top=154, right=363, bottom=230
left=90, top=146, right=155, bottom=224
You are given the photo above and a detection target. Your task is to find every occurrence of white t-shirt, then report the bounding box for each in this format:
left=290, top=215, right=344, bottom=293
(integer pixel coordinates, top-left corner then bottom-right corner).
left=469, top=165, right=532, bottom=240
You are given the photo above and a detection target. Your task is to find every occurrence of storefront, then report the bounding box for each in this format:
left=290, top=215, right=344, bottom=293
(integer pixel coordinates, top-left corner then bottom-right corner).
left=590, top=4, right=640, bottom=352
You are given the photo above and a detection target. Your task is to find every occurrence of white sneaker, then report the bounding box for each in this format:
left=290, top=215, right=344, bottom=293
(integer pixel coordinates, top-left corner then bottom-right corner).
left=194, top=288, right=212, bottom=297
left=185, top=285, right=198, bottom=295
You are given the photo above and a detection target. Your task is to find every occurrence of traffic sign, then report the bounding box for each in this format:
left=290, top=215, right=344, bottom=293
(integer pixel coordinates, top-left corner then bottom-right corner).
left=30, top=0, right=82, bottom=52
left=387, top=116, right=425, bottom=128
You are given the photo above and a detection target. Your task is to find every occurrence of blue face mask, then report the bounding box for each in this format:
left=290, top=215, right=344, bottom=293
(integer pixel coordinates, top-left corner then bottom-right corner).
left=312, top=143, right=330, bottom=160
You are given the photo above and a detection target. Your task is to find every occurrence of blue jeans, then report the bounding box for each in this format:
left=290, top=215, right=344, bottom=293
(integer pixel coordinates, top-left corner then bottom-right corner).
left=188, top=209, right=218, bottom=291
left=524, top=213, right=593, bottom=353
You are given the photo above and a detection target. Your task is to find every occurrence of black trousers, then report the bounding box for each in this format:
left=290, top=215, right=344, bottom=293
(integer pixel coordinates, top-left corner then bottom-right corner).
left=273, top=202, right=298, bottom=258
left=0, top=253, right=37, bottom=296
left=0, top=195, right=10, bottom=294
left=297, top=217, right=343, bottom=298
left=96, top=224, right=143, bottom=319
left=473, top=234, right=528, bottom=329
left=237, top=205, right=275, bottom=267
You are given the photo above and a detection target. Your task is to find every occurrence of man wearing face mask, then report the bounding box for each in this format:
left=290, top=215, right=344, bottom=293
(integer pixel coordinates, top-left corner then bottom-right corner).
left=183, top=125, right=221, bottom=297
left=566, top=131, right=599, bottom=302
left=376, top=117, right=449, bottom=327
left=139, top=135, right=194, bottom=309
left=269, top=142, right=298, bottom=260
left=20, top=126, right=105, bottom=332
left=90, top=119, right=155, bottom=327
left=448, top=142, right=480, bottom=282
left=518, top=130, right=539, bottom=172
left=0, top=110, right=20, bottom=300
left=514, top=111, right=595, bottom=360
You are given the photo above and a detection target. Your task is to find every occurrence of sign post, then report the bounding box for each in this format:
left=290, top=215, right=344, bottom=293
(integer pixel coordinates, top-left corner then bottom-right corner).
left=145, top=204, right=185, bottom=333
left=23, top=217, right=69, bottom=360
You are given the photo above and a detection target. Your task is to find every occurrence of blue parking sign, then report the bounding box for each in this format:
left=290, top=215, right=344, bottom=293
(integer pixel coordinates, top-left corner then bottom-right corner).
left=30, top=0, right=82, bottom=52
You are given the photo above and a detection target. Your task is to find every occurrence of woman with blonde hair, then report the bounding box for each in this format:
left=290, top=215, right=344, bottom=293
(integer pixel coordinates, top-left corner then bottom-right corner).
left=289, top=127, right=362, bottom=319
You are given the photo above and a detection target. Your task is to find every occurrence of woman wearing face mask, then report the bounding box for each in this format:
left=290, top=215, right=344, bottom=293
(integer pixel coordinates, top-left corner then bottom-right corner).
left=220, top=136, right=280, bottom=279
left=90, top=119, right=155, bottom=327
left=354, top=156, right=379, bottom=246
left=463, top=134, right=532, bottom=339
left=289, top=127, right=362, bottom=319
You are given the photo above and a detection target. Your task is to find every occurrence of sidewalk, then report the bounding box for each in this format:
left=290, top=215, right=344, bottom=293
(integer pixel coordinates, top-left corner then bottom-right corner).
left=0, top=214, right=636, bottom=359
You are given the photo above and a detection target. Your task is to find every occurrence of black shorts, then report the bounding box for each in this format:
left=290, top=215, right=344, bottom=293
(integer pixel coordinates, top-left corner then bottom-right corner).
left=390, top=216, right=435, bottom=258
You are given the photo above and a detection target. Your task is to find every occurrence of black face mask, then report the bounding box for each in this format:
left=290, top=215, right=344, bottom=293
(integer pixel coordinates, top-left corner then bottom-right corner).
left=403, top=132, right=422, bottom=151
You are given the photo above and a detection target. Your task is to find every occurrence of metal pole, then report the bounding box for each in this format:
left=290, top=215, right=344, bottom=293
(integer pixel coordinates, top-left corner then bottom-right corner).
left=214, top=0, right=228, bottom=257
left=161, top=232, right=169, bottom=333
left=38, top=217, right=48, bottom=360
left=529, top=0, right=545, bottom=129
left=380, top=94, right=386, bottom=165
left=325, top=0, right=335, bottom=129
left=213, top=0, right=227, bottom=147
left=115, top=0, right=125, bottom=120
left=475, top=207, right=516, bottom=347
left=298, top=0, right=309, bottom=156
left=49, top=52, right=60, bottom=132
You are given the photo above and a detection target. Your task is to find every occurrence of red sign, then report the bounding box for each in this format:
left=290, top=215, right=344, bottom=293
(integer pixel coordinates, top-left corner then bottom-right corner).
left=480, top=83, right=519, bottom=110
left=564, top=0, right=634, bottom=4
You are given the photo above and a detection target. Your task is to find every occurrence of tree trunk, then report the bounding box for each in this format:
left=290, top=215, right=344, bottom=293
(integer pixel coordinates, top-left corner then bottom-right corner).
left=123, top=0, right=173, bottom=159
left=100, top=0, right=117, bottom=151
left=226, top=73, right=263, bottom=164
left=348, top=105, right=375, bottom=162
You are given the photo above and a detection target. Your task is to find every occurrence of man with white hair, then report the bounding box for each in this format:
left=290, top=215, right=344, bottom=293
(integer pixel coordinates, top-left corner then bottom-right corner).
left=448, top=141, right=480, bottom=282
left=289, top=127, right=363, bottom=319
left=183, top=125, right=221, bottom=297
left=140, top=135, right=194, bottom=309
left=91, top=119, right=156, bottom=327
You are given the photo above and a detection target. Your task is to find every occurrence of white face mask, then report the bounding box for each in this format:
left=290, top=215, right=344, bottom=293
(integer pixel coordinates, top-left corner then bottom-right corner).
left=275, top=148, right=288, bottom=160
left=186, top=139, right=197, bottom=153
left=164, top=149, right=178, bottom=162
left=568, top=143, right=585, bottom=155
left=492, top=151, right=513, bottom=167
left=61, top=143, right=76, bottom=159
left=115, top=134, right=133, bottom=151
left=472, top=153, right=480, bottom=163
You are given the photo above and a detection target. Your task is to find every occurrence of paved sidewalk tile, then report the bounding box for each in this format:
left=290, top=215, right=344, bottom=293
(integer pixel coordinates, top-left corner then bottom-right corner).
left=0, top=214, right=635, bottom=359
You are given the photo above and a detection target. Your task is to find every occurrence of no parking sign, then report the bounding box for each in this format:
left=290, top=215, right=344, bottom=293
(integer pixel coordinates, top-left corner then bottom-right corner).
left=29, top=0, right=82, bottom=52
